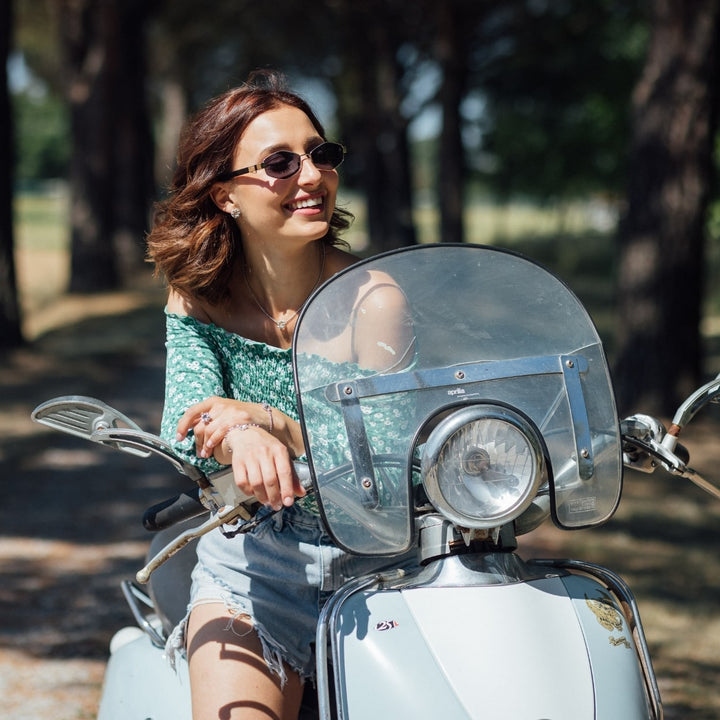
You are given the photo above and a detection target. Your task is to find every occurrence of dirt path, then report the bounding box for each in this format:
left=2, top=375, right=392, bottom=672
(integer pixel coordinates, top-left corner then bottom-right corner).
left=0, top=284, right=190, bottom=719
left=1, top=283, right=719, bottom=718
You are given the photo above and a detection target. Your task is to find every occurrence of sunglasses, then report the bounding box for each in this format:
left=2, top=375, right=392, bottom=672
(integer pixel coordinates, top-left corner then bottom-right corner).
left=219, top=141, right=346, bottom=181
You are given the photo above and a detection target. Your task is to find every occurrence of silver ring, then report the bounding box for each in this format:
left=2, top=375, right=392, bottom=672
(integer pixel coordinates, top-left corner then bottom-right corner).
left=201, top=412, right=212, bottom=425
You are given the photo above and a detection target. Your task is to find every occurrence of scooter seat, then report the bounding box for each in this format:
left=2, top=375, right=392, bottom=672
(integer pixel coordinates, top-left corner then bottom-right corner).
left=145, top=514, right=207, bottom=635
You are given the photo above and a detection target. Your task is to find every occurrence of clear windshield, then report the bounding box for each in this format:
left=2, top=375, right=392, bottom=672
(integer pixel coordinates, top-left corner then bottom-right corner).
left=294, top=245, right=621, bottom=555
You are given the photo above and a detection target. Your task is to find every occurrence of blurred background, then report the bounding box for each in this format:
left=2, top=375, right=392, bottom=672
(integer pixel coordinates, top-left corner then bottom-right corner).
left=1, top=1, right=719, bottom=718
left=1, top=0, right=718, bottom=414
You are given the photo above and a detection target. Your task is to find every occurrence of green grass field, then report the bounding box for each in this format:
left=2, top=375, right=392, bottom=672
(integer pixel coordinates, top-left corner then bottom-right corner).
left=14, top=189, right=69, bottom=251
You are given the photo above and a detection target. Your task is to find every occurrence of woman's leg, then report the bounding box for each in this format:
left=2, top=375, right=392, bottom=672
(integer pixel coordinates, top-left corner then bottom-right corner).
left=187, top=602, right=304, bottom=720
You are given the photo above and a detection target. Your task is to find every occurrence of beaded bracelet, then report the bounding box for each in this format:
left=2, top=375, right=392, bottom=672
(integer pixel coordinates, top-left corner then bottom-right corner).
left=222, top=422, right=261, bottom=454
left=262, top=403, right=274, bottom=431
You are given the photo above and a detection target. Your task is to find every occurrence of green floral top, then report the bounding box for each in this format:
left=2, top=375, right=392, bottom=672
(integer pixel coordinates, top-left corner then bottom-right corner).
left=160, top=310, right=320, bottom=514
left=161, top=310, right=417, bottom=523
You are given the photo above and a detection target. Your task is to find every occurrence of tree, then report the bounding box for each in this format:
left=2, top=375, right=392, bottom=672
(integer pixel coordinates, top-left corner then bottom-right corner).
left=55, top=0, right=154, bottom=292
left=435, top=0, right=471, bottom=244
left=0, top=0, right=23, bottom=351
left=470, top=1, right=645, bottom=203
left=329, top=0, right=419, bottom=254
left=613, top=0, right=720, bottom=415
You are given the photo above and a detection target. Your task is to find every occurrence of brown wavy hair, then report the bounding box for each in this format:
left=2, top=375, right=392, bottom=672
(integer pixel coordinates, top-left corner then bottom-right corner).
left=147, top=70, right=352, bottom=306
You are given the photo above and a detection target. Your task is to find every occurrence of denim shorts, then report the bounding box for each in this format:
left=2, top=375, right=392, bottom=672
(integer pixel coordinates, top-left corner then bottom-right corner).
left=166, top=504, right=418, bottom=684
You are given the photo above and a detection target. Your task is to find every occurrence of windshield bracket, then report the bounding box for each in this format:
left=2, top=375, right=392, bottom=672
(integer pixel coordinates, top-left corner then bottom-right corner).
left=338, top=385, right=380, bottom=509
left=560, top=355, right=594, bottom=480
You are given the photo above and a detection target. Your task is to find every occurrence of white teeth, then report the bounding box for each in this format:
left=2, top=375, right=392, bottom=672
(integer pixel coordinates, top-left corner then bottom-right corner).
left=289, top=197, right=322, bottom=210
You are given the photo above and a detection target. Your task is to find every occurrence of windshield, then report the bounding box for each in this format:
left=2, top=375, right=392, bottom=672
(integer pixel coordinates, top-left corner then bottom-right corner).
left=294, top=245, right=621, bottom=555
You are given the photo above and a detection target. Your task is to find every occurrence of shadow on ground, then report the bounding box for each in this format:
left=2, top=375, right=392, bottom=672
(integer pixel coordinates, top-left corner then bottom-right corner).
left=1, top=288, right=719, bottom=718
left=0, top=291, right=192, bottom=662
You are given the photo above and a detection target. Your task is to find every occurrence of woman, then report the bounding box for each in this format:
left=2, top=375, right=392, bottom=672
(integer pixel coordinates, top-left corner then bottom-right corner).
left=147, top=71, right=414, bottom=719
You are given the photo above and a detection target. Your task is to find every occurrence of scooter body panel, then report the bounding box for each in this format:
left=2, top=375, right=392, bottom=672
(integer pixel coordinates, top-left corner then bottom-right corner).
left=96, top=628, right=192, bottom=720
left=331, top=572, right=653, bottom=719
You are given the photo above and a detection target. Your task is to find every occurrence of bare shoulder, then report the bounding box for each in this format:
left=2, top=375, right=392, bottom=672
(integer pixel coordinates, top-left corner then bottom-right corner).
left=324, top=245, right=361, bottom=277
left=166, top=288, right=213, bottom=323
left=357, top=268, right=407, bottom=311
left=325, top=246, right=405, bottom=307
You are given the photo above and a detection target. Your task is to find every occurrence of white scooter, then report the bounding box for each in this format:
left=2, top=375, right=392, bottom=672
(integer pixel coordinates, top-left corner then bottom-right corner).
left=32, top=244, right=720, bottom=719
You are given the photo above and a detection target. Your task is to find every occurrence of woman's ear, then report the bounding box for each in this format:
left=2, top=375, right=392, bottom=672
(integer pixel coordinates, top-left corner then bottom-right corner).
left=210, top=182, right=234, bottom=213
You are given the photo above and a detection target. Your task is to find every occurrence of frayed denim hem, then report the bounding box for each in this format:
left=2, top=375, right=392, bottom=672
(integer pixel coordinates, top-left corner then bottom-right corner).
left=164, top=598, right=312, bottom=688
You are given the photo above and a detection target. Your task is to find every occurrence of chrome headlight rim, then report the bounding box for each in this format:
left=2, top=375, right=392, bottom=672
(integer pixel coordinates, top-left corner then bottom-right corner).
left=421, top=403, right=547, bottom=529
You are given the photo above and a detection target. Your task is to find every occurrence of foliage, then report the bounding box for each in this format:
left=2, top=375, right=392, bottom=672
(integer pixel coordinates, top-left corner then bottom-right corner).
left=12, top=89, right=69, bottom=184
left=470, top=0, right=649, bottom=201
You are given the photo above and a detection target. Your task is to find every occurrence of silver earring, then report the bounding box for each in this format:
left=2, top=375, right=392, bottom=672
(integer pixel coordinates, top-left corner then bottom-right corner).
left=230, top=208, right=241, bottom=219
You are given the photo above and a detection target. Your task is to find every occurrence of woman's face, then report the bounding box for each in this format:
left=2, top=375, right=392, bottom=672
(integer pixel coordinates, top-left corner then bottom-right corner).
left=218, top=104, right=339, bottom=249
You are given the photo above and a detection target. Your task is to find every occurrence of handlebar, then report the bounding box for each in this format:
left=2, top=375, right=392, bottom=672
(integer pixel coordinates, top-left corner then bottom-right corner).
left=143, top=488, right=208, bottom=531
left=142, top=461, right=314, bottom=532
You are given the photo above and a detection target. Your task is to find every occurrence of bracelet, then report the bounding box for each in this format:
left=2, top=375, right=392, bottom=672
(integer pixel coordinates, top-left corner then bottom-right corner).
left=262, top=403, right=274, bottom=431
left=223, top=423, right=261, bottom=454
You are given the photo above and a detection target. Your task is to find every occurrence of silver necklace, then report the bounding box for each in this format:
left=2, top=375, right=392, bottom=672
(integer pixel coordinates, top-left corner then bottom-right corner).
left=244, top=246, right=326, bottom=331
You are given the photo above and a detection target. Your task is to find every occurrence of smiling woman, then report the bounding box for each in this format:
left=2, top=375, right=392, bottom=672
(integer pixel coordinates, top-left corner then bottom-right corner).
left=144, top=70, right=417, bottom=720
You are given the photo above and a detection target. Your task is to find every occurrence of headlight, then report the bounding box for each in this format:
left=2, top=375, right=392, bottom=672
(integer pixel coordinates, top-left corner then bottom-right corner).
left=421, top=404, right=546, bottom=529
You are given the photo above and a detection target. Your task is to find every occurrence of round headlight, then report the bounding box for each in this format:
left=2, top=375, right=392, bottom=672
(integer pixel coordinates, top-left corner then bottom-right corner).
left=421, top=404, right=546, bottom=529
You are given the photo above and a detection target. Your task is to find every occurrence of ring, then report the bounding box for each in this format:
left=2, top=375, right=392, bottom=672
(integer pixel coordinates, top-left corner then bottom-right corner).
left=201, top=412, right=212, bottom=425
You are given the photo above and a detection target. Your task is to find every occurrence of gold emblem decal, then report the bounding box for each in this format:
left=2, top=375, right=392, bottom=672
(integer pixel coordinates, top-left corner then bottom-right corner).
left=585, top=590, right=624, bottom=632
left=609, top=635, right=632, bottom=649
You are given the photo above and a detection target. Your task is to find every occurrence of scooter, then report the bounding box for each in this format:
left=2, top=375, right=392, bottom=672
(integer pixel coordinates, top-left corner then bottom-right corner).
left=32, top=244, right=720, bottom=719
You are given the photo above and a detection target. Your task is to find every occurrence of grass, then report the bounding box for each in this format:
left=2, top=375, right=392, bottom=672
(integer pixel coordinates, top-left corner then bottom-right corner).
left=14, top=188, right=70, bottom=251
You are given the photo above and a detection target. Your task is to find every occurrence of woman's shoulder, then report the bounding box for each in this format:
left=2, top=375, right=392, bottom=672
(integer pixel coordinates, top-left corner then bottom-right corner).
left=325, top=245, right=359, bottom=276
left=166, top=288, right=213, bottom=322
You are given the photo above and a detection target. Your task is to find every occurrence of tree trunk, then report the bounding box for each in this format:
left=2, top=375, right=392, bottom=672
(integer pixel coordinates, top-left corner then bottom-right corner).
left=333, top=0, right=417, bottom=255
left=0, top=0, right=23, bottom=351
left=436, top=0, right=467, bottom=244
left=58, top=0, right=118, bottom=292
left=57, top=0, right=153, bottom=292
left=613, top=0, right=720, bottom=416
left=112, top=0, right=155, bottom=284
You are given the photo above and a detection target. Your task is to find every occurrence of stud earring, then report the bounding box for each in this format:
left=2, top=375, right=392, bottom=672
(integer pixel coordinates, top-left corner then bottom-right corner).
left=230, top=208, right=241, bottom=219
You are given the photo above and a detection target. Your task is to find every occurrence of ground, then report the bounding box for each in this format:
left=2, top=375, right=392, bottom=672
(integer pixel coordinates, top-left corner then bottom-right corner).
left=1, top=274, right=719, bottom=718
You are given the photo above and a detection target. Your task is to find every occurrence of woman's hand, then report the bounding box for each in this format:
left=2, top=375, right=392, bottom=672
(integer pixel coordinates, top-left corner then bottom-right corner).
left=176, top=397, right=306, bottom=510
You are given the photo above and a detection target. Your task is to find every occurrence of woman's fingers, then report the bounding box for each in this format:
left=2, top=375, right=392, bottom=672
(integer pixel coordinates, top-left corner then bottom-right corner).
left=176, top=398, right=218, bottom=440
left=176, top=399, right=304, bottom=510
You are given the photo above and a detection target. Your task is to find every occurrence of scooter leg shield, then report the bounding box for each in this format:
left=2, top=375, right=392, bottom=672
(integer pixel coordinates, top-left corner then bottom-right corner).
left=328, top=574, right=654, bottom=720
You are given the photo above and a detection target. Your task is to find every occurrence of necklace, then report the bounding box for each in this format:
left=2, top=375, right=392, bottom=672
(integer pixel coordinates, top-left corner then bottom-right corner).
left=244, top=246, right=326, bottom=331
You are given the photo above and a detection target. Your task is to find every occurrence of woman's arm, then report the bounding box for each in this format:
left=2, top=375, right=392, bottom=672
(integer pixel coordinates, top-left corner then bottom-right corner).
left=162, top=306, right=305, bottom=509
left=175, top=395, right=306, bottom=510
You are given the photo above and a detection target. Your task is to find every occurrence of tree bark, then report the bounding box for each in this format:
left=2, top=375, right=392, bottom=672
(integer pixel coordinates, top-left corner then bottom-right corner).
left=112, top=0, right=155, bottom=283
left=0, top=0, right=23, bottom=351
left=59, top=0, right=118, bottom=292
left=57, top=0, right=153, bottom=292
left=332, top=0, right=417, bottom=255
left=613, top=0, right=720, bottom=415
left=436, top=0, right=467, bottom=244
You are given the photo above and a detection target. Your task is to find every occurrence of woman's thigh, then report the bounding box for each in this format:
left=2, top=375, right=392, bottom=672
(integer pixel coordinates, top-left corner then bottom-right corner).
left=186, top=601, right=304, bottom=720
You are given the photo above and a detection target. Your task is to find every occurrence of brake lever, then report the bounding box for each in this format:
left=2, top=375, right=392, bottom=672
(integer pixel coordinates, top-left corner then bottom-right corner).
left=136, top=462, right=314, bottom=583
left=135, top=503, right=269, bottom=584
left=622, top=432, right=720, bottom=501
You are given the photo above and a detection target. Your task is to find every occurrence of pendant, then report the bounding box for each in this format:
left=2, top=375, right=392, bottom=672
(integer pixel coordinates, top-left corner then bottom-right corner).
left=277, top=320, right=287, bottom=330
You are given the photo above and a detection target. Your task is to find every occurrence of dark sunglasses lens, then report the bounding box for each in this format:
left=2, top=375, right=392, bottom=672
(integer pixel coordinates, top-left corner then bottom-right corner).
left=263, top=151, right=300, bottom=179
left=311, top=143, right=344, bottom=169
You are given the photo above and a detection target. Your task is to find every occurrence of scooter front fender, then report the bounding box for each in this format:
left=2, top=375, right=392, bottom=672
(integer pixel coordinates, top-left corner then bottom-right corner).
left=96, top=628, right=191, bottom=720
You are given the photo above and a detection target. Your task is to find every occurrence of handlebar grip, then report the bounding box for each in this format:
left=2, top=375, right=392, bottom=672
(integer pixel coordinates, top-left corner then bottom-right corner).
left=143, top=488, right=207, bottom=531
left=675, top=442, right=690, bottom=465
